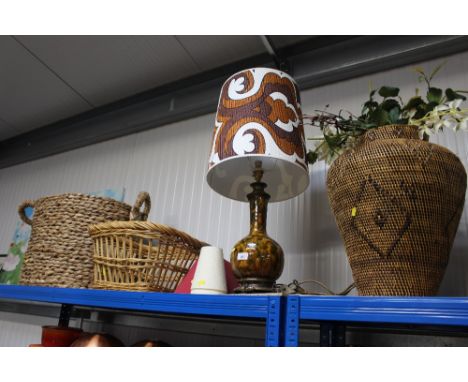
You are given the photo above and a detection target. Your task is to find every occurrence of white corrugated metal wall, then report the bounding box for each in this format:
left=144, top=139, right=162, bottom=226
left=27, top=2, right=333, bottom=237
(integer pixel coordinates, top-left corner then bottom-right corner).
left=1, top=50, right=468, bottom=346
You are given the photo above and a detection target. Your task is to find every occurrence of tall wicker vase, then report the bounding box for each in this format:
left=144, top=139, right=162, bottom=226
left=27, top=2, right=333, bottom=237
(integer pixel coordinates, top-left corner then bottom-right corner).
left=327, top=125, right=467, bottom=296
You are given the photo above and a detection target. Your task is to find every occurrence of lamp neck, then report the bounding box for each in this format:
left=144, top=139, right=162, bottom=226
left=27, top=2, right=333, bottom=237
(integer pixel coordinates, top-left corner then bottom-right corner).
left=248, top=181, right=270, bottom=234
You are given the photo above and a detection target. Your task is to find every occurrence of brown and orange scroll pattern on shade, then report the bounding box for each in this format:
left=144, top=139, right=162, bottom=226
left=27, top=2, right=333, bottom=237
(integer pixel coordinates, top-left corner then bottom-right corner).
left=209, top=68, right=307, bottom=170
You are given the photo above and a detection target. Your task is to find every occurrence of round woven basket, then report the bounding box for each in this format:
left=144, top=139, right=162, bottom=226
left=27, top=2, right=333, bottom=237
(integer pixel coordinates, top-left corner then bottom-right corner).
left=18, top=192, right=151, bottom=289
left=89, top=221, right=207, bottom=292
left=327, top=125, right=467, bottom=296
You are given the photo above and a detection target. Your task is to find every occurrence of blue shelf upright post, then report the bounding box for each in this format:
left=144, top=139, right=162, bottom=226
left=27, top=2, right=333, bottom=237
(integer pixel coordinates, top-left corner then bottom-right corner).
left=265, top=296, right=281, bottom=346
left=284, top=295, right=300, bottom=346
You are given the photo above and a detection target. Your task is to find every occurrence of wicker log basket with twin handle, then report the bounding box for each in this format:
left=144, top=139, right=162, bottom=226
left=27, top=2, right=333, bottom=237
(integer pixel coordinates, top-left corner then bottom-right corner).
left=18, top=192, right=151, bottom=289
left=89, top=221, right=208, bottom=292
left=327, top=125, right=467, bottom=296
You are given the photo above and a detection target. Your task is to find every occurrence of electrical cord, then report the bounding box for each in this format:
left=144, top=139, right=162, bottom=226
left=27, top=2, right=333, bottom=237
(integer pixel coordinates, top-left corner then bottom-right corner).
left=275, top=280, right=355, bottom=295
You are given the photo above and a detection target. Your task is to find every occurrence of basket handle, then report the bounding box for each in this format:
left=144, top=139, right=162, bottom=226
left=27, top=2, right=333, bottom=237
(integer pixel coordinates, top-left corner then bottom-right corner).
left=18, top=200, right=35, bottom=225
left=131, top=192, right=151, bottom=221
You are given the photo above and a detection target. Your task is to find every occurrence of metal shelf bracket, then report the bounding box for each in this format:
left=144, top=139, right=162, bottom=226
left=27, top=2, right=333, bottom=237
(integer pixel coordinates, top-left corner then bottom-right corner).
left=58, top=303, right=73, bottom=327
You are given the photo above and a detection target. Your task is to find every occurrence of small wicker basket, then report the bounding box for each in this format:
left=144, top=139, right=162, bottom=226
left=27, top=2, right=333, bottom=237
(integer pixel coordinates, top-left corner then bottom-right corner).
left=89, top=221, right=207, bottom=292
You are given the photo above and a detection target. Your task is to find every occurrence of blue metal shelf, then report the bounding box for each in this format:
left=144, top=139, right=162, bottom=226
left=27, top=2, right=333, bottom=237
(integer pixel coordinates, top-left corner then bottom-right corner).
left=0, top=285, right=282, bottom=346
left=7, top=286, right=468, bottom=346
left=285, top=295, right=468, bottom=346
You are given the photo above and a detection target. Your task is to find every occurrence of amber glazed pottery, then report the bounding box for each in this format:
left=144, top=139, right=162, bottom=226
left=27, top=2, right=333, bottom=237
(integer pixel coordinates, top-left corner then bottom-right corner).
left=230, top=175, right=283, bottom=292
left=327, top=125, right=467, bottom=296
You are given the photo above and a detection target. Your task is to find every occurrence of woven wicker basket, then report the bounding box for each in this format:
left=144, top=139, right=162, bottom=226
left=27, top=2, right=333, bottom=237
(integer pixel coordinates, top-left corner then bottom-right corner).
left=327, top=125, right=467, bottom=296
left=89, top=221, right=207, bottom=292
left=19, top=192, right=151, bottom=289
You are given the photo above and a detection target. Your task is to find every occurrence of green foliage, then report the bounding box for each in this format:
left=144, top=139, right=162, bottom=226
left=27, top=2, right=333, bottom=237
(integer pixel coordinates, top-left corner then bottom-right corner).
left=404, top=96, right=424, bottom=110
left=306, top=151, right=318, bottom=164
left=427, top=87, right=443, bottom=103
left=304, top=62, right=468, bottom=164
left=446, top=88, right=467, bottom=101
left=378, top=86, right=399, bottom=98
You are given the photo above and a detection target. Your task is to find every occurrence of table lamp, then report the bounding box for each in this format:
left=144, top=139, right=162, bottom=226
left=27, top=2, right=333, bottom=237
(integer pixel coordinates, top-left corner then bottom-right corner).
left=207, top=67, right=309, bottom=292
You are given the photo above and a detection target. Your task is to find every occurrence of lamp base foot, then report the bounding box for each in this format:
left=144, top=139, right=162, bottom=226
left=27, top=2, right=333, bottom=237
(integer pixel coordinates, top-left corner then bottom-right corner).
left=234, top=279, right=276, bottom=293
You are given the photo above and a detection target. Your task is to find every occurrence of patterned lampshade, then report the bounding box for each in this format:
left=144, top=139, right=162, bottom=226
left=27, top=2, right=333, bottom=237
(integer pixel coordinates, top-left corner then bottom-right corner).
left=207, top=67, right=309, bottom=202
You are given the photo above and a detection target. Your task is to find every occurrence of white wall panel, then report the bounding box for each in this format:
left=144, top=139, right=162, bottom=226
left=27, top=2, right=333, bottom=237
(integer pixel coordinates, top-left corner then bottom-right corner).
left=0, top=313, right=42, bottom=346
left=1, top=51, right=468, bottom=301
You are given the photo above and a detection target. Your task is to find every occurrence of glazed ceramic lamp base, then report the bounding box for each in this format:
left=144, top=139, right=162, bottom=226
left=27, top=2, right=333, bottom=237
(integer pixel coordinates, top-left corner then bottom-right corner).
left=234, top=278, right=278, bottom=293
left=230, top=165, right=284, bottom=293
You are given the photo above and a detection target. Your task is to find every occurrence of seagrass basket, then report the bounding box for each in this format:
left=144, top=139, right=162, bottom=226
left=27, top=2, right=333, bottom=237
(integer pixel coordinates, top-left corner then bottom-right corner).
left=327, top=125, right=467, bottom=296
left=89, top=221, right=207, bottom=292
left=19, top=192, right=151, bottom=289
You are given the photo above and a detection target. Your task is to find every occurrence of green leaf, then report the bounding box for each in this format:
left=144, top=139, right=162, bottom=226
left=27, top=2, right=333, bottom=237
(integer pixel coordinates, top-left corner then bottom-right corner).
left=398, top=117, right=410, bottom=124
left=413, top=103, right=429, bottom=119
left=446, top=88, right=467, bottom=101
left=306, top=151, right=318, bottom=164
left=381, top=99, right=400, bottom=111
left=362, top=100, right=378, bottom=114
left=426, top=101, right=439, bottom=111
left=414, top=101, right=439, bottom=119
left=378, top=86, right=400, bottom=98
left=388, top=107, right=401, bottom=124
left=427, top=87, right=443, bottom=103
left=324, top=133, right=338, bottom=145
left=404, top=96, right=424, bottom=110
left=369, top=108, right=390, bottom=126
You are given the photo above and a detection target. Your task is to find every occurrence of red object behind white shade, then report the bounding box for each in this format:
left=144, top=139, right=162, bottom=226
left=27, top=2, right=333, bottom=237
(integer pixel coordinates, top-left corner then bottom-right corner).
left=174, top=259, right=239, bottom=294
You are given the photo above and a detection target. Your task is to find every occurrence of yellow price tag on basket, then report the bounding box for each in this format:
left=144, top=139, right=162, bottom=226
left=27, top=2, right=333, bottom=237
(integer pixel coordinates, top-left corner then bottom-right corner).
left=351, top=207, right=357, bottom=217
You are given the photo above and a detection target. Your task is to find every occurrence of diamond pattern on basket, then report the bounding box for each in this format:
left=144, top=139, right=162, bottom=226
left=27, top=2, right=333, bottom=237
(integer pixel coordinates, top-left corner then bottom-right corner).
left=351, top=176, right=412, bottom=259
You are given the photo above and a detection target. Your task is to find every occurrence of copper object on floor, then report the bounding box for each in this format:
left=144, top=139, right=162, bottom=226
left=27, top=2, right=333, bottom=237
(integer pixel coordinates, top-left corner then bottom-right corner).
left=41, top=326, right=83, bottom=347
left=70, top=333, right=124, bottom=347
left=132, top=339, right=171, bottom=347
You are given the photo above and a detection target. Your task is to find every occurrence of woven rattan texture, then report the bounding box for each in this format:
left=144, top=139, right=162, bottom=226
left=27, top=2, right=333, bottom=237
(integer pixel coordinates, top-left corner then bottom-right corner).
left=327, top=125, right=467, bottom=296
left=18, top=192, right=150, bottom=289
left=89, top=221, right=207, bottom=292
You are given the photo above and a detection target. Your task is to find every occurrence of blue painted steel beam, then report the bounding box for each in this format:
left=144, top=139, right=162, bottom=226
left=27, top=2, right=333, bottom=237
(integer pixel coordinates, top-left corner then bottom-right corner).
left=283, top=296, right=468, bottom=346
left=0, top=285, right=284, bottom=346
left=0, top=285, right=277, bottom=319
left=298, top=296, right=468, bottom=327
